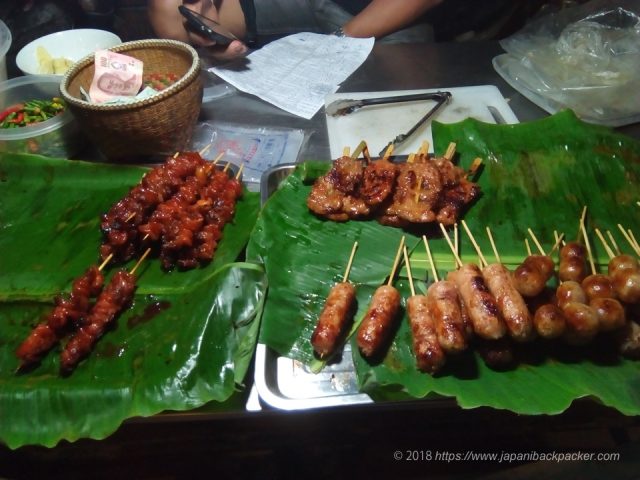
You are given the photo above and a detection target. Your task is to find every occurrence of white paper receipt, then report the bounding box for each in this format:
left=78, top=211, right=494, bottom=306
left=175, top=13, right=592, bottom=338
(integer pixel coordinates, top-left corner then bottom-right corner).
left=210, top=32, right=374, bottom=119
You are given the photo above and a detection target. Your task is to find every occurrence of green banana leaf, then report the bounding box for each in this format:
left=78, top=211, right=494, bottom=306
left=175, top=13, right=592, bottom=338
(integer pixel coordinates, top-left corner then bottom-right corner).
left=0, top=153, right=264, bottom=449
left=247, top=110, right=640, bottom=415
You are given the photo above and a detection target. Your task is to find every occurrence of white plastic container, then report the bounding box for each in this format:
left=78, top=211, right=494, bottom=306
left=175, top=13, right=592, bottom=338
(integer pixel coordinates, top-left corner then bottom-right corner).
left=0, top=20, right=11, bottom=82
left=0, top=75, right=84, bottom=158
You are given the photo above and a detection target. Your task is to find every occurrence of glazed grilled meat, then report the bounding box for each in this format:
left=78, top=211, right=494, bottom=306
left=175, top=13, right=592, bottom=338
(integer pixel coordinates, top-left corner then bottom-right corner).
left=307, top=154, right=480, bottom=228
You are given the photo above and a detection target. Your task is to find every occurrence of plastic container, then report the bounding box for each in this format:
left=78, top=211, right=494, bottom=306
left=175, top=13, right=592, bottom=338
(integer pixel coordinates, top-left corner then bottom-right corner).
left=0, top=20, right=11, bottom=82
left=0, top=75, right=84, bottom=158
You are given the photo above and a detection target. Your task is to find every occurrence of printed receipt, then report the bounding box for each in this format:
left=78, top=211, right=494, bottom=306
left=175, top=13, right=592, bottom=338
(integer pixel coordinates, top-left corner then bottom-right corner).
left=209, top=32, right=374, bottom=120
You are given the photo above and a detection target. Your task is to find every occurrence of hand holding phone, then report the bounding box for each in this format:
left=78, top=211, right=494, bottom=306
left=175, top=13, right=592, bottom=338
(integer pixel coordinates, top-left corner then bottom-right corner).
left=178, top=5, right=238, bottom=46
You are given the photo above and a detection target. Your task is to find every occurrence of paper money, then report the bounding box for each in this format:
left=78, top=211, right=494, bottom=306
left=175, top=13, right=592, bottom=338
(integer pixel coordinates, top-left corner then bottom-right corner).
left=89, top=50, right=143, bottom=104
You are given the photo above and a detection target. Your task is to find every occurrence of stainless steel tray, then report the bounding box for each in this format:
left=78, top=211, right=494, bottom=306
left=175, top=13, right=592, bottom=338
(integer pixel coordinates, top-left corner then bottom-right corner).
left=254, top=163, right=373, bottom=410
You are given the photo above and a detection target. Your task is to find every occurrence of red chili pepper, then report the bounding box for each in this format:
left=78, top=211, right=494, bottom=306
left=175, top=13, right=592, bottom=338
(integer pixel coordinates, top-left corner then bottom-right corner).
left=11, top=112, right=24, bottom=124
left=0, top=104, right=24, bottom=123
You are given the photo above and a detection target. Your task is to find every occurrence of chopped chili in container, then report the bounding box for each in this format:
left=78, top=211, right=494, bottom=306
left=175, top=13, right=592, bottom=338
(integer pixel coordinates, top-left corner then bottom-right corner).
left=0, top=97, right=66, bottom=129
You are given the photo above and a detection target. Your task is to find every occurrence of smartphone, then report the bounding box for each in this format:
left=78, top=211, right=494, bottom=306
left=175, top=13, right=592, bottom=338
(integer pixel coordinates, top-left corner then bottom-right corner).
left=178, top=5, right=238, bottom=46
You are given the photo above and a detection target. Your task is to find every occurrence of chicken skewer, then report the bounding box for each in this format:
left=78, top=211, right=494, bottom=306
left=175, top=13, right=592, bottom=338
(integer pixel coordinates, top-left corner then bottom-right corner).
left=59, top=248, right=150, bottom=375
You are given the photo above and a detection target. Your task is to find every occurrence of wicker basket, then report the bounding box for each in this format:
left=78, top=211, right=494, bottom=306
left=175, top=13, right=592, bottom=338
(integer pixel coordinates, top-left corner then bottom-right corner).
left=60, top=39, right=202, bottom=162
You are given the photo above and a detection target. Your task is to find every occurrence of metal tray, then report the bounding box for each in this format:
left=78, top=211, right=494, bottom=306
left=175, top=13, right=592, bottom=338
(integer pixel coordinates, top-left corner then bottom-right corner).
left=254, top=163, right=373, bottom=410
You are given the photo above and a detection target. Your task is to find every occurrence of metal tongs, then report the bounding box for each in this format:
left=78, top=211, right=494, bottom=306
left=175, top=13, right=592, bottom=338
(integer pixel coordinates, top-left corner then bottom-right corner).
left=325, top=91, right=452, bottom=156
left=378, top=91, right=451, bottom=156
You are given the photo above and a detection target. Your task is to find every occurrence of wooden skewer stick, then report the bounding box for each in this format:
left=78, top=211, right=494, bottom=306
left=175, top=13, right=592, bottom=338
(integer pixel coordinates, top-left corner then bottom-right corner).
left=527, top=228, right=546, bottom=256
left=173, top=152, right=180, bottom=159
left=628, top=229, right=640, bottom=254
left=98, top=253, right=114, bottom=271
left=408, top=153, right=416, bottom=164
left=350, top=141, right=366, bottom=159
left=403, top=246, right=416, bottom=297
left=342, top=241, right=359, bottom=283
left=212, top=151, right=224, bottom=165
left=222, top=162, right=232, bottom=173
left=130, top=248, right=152, bottom=275
left=342, top=146, right=350, bottom=157
left=125, top=212, right=136, bottom=223
left=467, top=157, right=483, bottom=178
left=606, top=230, right=621, bottom=255
left=486, top=227, right=500, bottom=264
left=422, top=235, right=439, bottom=282
left=576, top=206, right=588, bottom=242
left=548, top=232, right=565, bottom=255
left=553, top=229, right=566, bottom=248
left=418, top=140, right=429, bottom=156
left=382, top=144, right=394, bottom=161
left=461, top=220, right=488, bottom=268
left=525, top=238, right=532, bottom=256
left=595, top=228, right=615, bottom=260
left=235, top=163, right=245, bottom=180
left=199, top=143, right=213, bottom=156
left=444, top=142, right=456, bottom=161
left=439, top=223, right=463, bottom=268
left=617, top=224, right=640, bottom=256
left=387, top=236, right=406, bottom=286
left=579, top=215, right=596, bottom=275
left=454, top=222, right=459, bottom=257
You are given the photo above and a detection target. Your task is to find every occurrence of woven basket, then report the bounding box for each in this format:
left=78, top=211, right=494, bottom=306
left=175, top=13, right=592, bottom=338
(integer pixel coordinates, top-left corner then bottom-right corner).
left=60, top=39, right=202, bottom=162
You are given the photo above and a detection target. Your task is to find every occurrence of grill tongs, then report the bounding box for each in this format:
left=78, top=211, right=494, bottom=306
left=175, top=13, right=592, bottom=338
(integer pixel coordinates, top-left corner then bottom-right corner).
left=325, top=91, right=450, bottom=117
left=325, top=91, right=452, bottom=155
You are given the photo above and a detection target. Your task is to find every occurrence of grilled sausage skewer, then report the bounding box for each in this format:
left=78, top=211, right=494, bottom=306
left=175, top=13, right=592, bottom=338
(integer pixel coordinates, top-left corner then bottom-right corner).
left=598, top=229, right=640, bottom=304
left=423, top=235, right=470, bottom=353
left=440, top=224, right=507, bottom=340
left=511, top=230, right=556, bottom=298
left=311, top=241, right=359, bottom=359
left=356, top=236, right=404, bottom=359
left=579, top=217, right=626, bottom=333
left=403, top=245, right=445, bottom=374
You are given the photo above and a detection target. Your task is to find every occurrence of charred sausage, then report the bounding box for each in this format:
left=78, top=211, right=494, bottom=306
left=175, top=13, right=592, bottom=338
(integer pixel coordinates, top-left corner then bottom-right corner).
left=407, top=295, right=446, bottom=374
left=311, top=282, right=357, bottom=359
left=483, top=263, right=535, bottom=342
left=426, top=280, right=468, bottom=353
left=356, top=285, right=401, bottom=358
left=447, top=264, right=506, bottom=340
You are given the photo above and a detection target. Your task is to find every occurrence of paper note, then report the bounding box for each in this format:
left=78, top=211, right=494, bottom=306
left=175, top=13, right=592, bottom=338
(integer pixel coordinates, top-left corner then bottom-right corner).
left=210, top=32, right=374, bottom=119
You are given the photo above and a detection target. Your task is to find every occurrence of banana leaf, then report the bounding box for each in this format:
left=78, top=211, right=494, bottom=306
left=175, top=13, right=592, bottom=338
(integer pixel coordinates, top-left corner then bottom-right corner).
left=247, top=110, right=640, bottom=415
left=0, top=153, right=264, bottom=449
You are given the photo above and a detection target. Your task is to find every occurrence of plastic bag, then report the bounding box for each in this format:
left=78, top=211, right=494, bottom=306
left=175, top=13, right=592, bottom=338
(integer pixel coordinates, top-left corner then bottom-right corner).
left=189, top=121, right=308, bottom=189
left=494, top=0, right=640, bottom=126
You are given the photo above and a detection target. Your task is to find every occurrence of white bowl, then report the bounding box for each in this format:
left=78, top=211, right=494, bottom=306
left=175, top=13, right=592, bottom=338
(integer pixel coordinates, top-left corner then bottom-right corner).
left=16, top=29, right=122, bottom=76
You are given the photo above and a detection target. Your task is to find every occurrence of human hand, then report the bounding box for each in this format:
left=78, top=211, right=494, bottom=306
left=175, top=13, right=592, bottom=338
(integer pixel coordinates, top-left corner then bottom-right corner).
left=181, top=1, right=248, bottom=60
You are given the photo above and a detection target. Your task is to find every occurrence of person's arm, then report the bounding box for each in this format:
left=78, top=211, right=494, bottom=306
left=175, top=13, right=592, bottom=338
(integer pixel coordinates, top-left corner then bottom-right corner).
left=342, top=0, right=443, bottom=39
left=147, top=0, right=247, bottom=60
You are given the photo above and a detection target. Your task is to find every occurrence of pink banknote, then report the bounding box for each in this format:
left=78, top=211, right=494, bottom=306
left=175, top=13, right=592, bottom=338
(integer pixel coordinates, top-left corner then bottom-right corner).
left=89, top=50, right=143, bottom=103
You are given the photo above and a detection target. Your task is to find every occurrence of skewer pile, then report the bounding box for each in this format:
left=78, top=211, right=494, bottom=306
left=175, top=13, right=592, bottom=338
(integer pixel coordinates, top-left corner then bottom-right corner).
left=16, top=150, right=245, bottom=374
left=309, top=210, right=640, bottom=375
left=306, top=141, right=481, bottom=227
